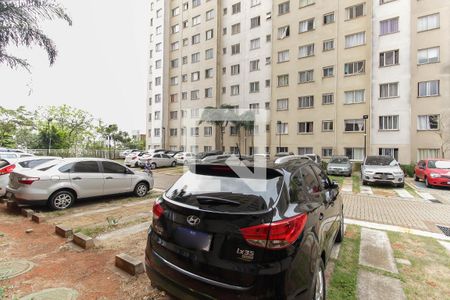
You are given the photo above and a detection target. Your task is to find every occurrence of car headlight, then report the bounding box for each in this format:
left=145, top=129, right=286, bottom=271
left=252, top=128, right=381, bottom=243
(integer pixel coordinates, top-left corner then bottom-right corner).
left=430, top=173, right=441, bottom=178
left=393, top=171, right=404, bottom=176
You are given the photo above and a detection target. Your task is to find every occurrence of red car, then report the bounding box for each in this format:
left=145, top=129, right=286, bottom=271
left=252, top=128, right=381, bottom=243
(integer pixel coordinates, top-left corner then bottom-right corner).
left=414, top=159, right=450, bottom=187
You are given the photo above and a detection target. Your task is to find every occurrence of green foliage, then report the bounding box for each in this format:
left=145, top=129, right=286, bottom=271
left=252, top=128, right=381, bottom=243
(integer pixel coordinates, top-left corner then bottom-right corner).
left=0, top=106, right=34, bottom=147
left=401, top=164, right=415, bottom=177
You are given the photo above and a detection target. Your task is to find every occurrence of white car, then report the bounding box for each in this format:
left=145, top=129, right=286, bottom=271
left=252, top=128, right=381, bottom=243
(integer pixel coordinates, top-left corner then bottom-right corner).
left=361, top=156, right=405, bottom=187
left=0, top=152, right=34, bottom=163
left=138, top=153, right=176, bottom=169
left=124, top=151, right=147, bottom=167
left=174, top=152, right=196, bottom=165
left=119, top=149, right=140, bottom=158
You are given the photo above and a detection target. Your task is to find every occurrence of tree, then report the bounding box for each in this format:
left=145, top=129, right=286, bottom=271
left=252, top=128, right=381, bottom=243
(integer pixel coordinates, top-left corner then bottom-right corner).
left=435, top=110, right=450, bottom=158
left=0, top=0, right=72, bottom=71
left=0, top=105, right=34, bottom=147
left=199, top=104, right=235, bottom=151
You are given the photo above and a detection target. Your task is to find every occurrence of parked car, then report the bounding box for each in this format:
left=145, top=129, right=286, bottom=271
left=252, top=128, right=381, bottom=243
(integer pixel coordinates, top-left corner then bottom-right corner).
left=327, top=156, right=352, bottom=176
left=414, top=159, right=450, bottom=188
left=5, top=158, right=153, bottom=210
left=304, top=154, right=321, bottom=165
left=174, top=152, right=196, bottom=165
left=0, top=151, right=33, bottom=162
left=361, top=156, right=404, bottom=187
left=274, top=155, right=313, bottom=165
left=0, top=159, right=14, bottom=197
left=124, top=151, right=147, bottom=167
left=196, top=150, right=223, bottom=160
left=119, top=149, right=140, bottom=158
left=138, top=153, right=176, bottom=169
left=166, top=151, right=182, bottom=157
left=274, top=152, right=294, bottom=158
left=145, top=160, right=344, bottom=299
left=253, top=153, right=270, bottom=160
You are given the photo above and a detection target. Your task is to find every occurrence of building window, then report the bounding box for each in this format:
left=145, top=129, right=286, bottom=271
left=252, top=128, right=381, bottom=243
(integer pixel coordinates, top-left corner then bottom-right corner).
left=379, top=148, right=399, bottom=160
left=232, top=2, right=241, bottom=14
left=231, top=43, right=240, bottom=55
left=299, top=44, right=314, bottom=58
left=299, top=0, right=315, bottom=8
left=192, top=0, right=201, bottom=8
left=169, top=129, right=177, bottom=137
left=298, top=70, right=314, bottom=83
left=418, top=47, right=440, bottom=64
left=277, top=122, right=288, bottom=135
left=182, top=92, right=188, bottom=100
left=191, top=71, right=200, bottom=81
left=230, top=126, right=238, bottom=136
left=155, top=94, right=161, bottom=103
left=278, top=50, right=289, bottom=63
left=204, top=127, right=213, bottom=136
left=154, top=111, right=161, bottom=120
left=250, top=60, right=260, bottom=71
left=323, top=39, right=334, bottom=51
left=276, top=147, right=288, bottom=154
left=249, top=82, right=260, bottom=93
left=206, top=9, right=215, bottom=21
left=323, top=66, right=334, bottom=77
left=277, top=74, right=289, bottom=87
left=191, top=108, right=200, bottom=118
left=206, top=29, right=214, bottom=40
left=191, top=90, right=199, bottom=100
left=277, top=25, right=290, bottom=39
left=205, top=48, right=214, bottom=60
left=205, top=68, right=213, bottom=79
left=345, top=32, right=365, bottom=48
left=154, top=128, right=160, bottom=137
left=418, top=80, right=439, bottom=97
left=250, top=38, right=260, bottom=50
left=231, top=85, right=240, bottom=96
left=298, top=96, right=314, bottom=109
left=323, top=12, right=335, bottom=24
left=251, top=0, right=261, bottom=7
left=344, top=119, right=365, bottom=132
left=417, top=13, right=439, bottom=32
left=417, top=115, right=439, bottom=130
left=172, top=7, right=180, bottom=16
left=171, top=24, right=180, bottom=34
left=171, top=42, right=179, bottom=51
left=380, top=17, right=399, bottom=35
left=345, top=3, right=365, bottom=20
left=192, top=15, right=201, bottom=26
left=379, top=115, right=399, bottom=131
left=191, top=52, right=200, bottom=63
left=417, top=149, right=440, bottom=160
left=231, top=23, right=241, bottom=35
left=322, top=93, right=334, bottom=105
left=171, top=59, right=179, bottom=68
left=183, top=38, right=188, bottom=46
left=190, top=127, right=199, bottom=137
left=265, top=79, right=270, bottom=87
left=345, top=60, right=365, bottom=75
left=170, top=94, right=178, bottom=103
left=249, top=103, right=260, bottom=113
left=380, top=82, right=399, bottom=98
left=250, top=16, right=261, bottom=28
left=379, top=50, right=399, bottom=67
left=322, top=148, right=333, bottom=158
left=278, top=1, right=289, bottom=15
left=231, top=64, right=240, bottom=75
left=322, top=121, right=334, bottom=132
left=299, top=18, right=315, bottom=33
left=345, top=90, right=365, bottom=104
left=192, top=34, right=200, bottom=44
left=205, top=87, right=213, bottom=98
left=277, top=98, right=289, bottom=111
left=345, top=148, right=364, bottom=161
left=298, top=122, right=313, bottom=134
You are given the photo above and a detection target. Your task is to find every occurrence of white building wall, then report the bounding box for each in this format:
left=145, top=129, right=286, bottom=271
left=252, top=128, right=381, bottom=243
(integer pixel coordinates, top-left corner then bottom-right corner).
left=371, top=0, right=411, bottom=163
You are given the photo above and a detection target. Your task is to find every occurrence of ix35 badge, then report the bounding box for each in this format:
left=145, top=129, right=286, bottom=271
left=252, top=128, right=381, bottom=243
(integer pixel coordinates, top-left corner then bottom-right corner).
left=186, top=215, right=201, bottom=226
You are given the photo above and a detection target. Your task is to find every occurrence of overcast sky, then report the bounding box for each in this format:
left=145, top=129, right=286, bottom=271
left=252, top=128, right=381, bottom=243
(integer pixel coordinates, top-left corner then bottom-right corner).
left=0, top=0, right=150, bottom=133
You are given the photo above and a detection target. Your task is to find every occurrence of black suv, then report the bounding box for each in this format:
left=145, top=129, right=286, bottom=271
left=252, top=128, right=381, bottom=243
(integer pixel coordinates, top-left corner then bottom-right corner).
left=145, top=158, right=344, bottom=299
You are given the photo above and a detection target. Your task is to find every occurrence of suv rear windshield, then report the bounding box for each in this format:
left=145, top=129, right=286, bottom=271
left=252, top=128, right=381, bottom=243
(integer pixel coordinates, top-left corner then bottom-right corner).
left=365, top=156, right=394, bottom=166
left=165, top=167, right=283, bottom=213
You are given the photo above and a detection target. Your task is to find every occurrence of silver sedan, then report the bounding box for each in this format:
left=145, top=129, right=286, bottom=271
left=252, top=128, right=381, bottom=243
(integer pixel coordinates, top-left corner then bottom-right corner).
left=6, top=158, right=154, bottom=210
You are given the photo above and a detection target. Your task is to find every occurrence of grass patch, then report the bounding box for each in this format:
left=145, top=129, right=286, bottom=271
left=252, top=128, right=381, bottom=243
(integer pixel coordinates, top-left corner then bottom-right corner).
left=404, top=183, right=420, bottom=198
left=352, top=174, right=361, bottom=194
left=75, top=216, right=149, bottom=238
left=388, top=232, right=450, bottom=299
left=329, top=176, right=345, bottom=187
left=328, top=225, right=361, bottom=300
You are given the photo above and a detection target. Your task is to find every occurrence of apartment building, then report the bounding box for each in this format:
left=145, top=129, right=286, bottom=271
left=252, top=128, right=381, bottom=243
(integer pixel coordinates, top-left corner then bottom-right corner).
left=147, top=0, right=450, bottom=164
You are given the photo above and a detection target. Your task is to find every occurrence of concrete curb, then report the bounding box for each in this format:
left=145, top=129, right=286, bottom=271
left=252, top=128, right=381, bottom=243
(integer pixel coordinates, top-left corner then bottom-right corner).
left=115, top=253, right=144, bottom=275
left=72, top=233, right=95, bottom=249
left=31, top=213, right=45, bottom=223
left=21, top=208, right=34, bottom=218
left=55, top=225, right=73, bottom=238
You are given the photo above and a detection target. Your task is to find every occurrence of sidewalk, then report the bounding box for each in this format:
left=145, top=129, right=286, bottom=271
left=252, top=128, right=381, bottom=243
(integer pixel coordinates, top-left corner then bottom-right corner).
left=343, top=193, right=450, bottom=233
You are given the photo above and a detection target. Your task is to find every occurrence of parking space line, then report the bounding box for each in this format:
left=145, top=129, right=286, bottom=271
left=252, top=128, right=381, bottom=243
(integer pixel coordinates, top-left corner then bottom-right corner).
left=341, top=185, right=352, bottom=193
left=394, top=189, right=414, bottom=199
left=360, top=186, right=373, bottom=195
left=416, top=192, right=436, bottom=201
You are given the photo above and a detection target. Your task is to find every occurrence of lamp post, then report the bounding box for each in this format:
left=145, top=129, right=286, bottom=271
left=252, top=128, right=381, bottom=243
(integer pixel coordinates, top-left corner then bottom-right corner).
left=47, top=117, right=53, bottom=155
left=277, top=120, right=282, bottom=153
left=162, top=127, right=166, bottom=149
left=363, top=115, right=369, bottom=158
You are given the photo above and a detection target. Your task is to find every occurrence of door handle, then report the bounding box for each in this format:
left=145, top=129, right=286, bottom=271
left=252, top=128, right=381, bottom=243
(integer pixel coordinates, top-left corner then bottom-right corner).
left=72, top=177, right=82, bottom=180
left=105, top=177, right=113, bottom=180
left=319, top=213, right=324, bottom=220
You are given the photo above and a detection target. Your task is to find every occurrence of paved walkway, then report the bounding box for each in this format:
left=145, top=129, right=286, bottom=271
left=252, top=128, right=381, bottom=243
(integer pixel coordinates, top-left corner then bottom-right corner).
left=343, top=193, right=450, bottom=233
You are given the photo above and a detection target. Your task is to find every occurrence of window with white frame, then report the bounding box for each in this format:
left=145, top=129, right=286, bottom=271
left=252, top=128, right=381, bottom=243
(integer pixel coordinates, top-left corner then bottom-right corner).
left=191, top=52, right=200, bottom=63
left=380, top=17, right=399, bottom=35
left=154, top=111, right=161, bottom=120
left=418, top=80, right=439, bottom=97
left=171, top=42, right=179, bottom=51
left=344, top=119, right=364, bottom=132
left=191, top=90, right=199, bottom=100
left=417, top=13, right=439, bottom=32
left=344, top=90, right=365, bottom=104
left=231, top=85, right=240, bottom=96
left=345, top=32, right=365, bottom=48
left=231, top=64, right=240, bottom=75
left=345, top=148, right=364, bottom=160
left=155, top=94, right=161, bottom=103
left=250, top=82, right=260, bottom=93
left=156, top=26, right=162, bottom=35
left=192, top=34, right=200, bottom=44
left=206, top=9, right=214, bottom=21
left=299, top=44, right=314, bottom=58
left=322, top=148, right=333, bottom=158
left=278, top=25, right=290, bottom=39
left=172, top=24, right=180, bottom=34
left=205, top=68, right=213, bottom=78
left=298, top=147, right=313, bottom=155
left=191, top=71, right=200, bottom=81
left=250, top=60, right=260, bottom=71
left=380, top=82, right=399, bottom=98
left=192, top=0, right=201, bottom=8
left=278, top=74, right=289, bottom=87
left=231, top=43, right=240, bottom=55
left=379, top=50, right=399, bottom=67
left=379, top=148, right=399, bottom=161
left=322, top=120, right=334, bottom=132
left=379, top=115, right=399, bottom=131
left=323, top=39, right=334, bottom=51
left=345, top=3, right=365, bottom=20
left=300, top=0, right=315, bottom=8
left=278, top=50, right=289, bottom=63
left=170, top=94, right=178, bottom=103
left=323, top=12, right=335, bottom=24
left=155, top=43, right=162, bottom=52
left=232, top=2, right=241, bottom=14
left=417, top=115, right=439, bottom=130
left=298, top=96, right=314, bottom=108
left=323, top=66, right=334, bottom=77
left=230, top=126, right=238, bottom=136
left=277, top=122, right=288, bottom=134
left=418, top=47, right=439, bottom=64
left=205, top=48, right=213, bottom=60
left=250, top=16, right=261, bottom=28
left=278, top=2, right=289, bottom=15
left=417, top=149, right=440, bottom=160
left=298, top=70, right=314, bottom=83
left=251, top=0, right=261, bottom=7
left=277, top=98, right=289, bottom=110
left=182, top=74, right=188, bottom=82
left=172, top=7, right=180, bottom=16
left=155, top=60, right=161, bottom=69
left=154, top=128, right=160, bottom=137
left=182, top=92, right=188, bottom=101
left=250, top=38, right=260, bottom=50
left=206, top=29, right=214, bottom=40
left=298, top=122, right=313, bottom=134
left=344, top=60, right=365, bottom=75
left=205, top=88, right=213, bottom=98
left=249, top=103, right=260, bottom=114
left=171, top=59, right=179, bottom=68
left=190, top=127, right=199, bottom=136
left=170, top=111, right=178, bottom=120
left=299, top=18, right=315, bottom=33
left=322, top=93, right=334, bottom=105
left=191, top=108, right=200, bottom=118
left=231, top=23, right=241, bottom=35
left=204, top=127, right=213, bottom=136
left=170, top=76, right=179, bottom=85
left=192, top=15, right=201, bottom=26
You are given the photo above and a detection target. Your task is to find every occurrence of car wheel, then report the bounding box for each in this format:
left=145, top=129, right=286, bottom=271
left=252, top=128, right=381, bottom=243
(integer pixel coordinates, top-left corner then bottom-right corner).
left=335, top=210, right=344, bottom=243
left=425, top=177, right=432, bottom=188
left=312, top=259, right=326, bottom=300
left=134, top=161, right=139, bottom=168
left=134, top=182, right=149, bottom=197
left=414, top=174, right=420, bottom=182
left=49, top=190, right=75, bottom=210
left=397, top=182, right=405, bottom=188
left=171, top=161, right=176, bottom=167
left=362, top=180, right=368, bottom=186
left=151, top=162, right=157, bottom=169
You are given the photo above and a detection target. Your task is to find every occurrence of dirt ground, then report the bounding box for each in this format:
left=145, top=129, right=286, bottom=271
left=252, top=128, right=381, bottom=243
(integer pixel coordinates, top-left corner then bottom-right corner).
left=0, top=192, right=169, bottom=300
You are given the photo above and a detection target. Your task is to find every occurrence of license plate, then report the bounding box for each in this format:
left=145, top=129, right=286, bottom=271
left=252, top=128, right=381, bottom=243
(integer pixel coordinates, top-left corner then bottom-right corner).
left=174, top=227, right=212, bottom=252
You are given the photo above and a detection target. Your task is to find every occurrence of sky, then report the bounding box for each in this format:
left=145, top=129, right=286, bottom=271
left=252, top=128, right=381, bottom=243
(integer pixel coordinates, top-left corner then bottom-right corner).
left=0, top=0, right=150, bottom=133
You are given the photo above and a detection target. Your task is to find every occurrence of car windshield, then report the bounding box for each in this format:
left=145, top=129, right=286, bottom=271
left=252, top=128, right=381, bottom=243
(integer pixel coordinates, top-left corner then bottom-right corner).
left=429, top=160, right=450, bottom=169
left=19, top=158, right=55, bottom=169
left=365, top=156, right=395, bottom=166
left=330, top=157, right=349, bottom=164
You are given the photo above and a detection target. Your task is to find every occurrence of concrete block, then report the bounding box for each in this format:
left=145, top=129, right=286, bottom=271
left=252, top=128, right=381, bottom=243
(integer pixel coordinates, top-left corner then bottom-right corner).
left=31, top=213, right=46, bottom=223
left=115, top=253, right=144, bottom=275
left=55, top=225, right=73, bottom=238
left=21, top=208, right=34, bottom=218
left=6, top=200, right=19, bottom=210
left=72, top=233, right=94, bottom=249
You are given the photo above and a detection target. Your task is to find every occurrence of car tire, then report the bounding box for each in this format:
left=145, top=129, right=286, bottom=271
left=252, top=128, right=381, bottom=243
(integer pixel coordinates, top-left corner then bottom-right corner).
left=151, top=162, right=157, bottom=169
left=397, top=182, right=405, bottom=188
left=134, top=182, right=149, bottom=197
left=49, top=190, right=75, bottom=210
left=311, top=259, right=326, bottom=300
left=425, top=177, right=432, bottom=188
left=362, top=180, right=368, bottom=186
left=414, top=174, right=420, bottom=182
left=335, top=210, right=344, bottom=243
left=171, top=161, right=176, bottom=167
left=134, top=161, right=139, bottom=168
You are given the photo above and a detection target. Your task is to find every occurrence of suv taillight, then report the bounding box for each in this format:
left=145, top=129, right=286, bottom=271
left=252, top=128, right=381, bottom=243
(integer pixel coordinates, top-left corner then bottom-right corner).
left=18, top=177, right=40, bottom=185
left=240, top=214, right=308, bottom=250
left=152, top=199, right=164, bottom=235
left=0, top=164, right=15, bottom=175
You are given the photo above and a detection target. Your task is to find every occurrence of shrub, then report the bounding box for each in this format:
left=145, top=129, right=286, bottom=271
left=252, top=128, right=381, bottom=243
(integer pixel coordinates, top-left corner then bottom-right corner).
left=401, top=164, right=415, bottom=177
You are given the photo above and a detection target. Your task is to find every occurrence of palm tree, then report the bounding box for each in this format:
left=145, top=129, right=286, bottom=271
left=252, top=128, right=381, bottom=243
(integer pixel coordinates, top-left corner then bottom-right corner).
left=199, top=104, right=235, bottom=151
left=231, top=110, right=255, bottom=155
left=0, top=0, right=72, bottom=71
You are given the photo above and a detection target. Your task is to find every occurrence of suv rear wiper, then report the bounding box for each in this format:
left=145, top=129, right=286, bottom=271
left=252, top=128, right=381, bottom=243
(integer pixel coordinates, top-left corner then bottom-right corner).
left=196, top=196, right=240, bottom=206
